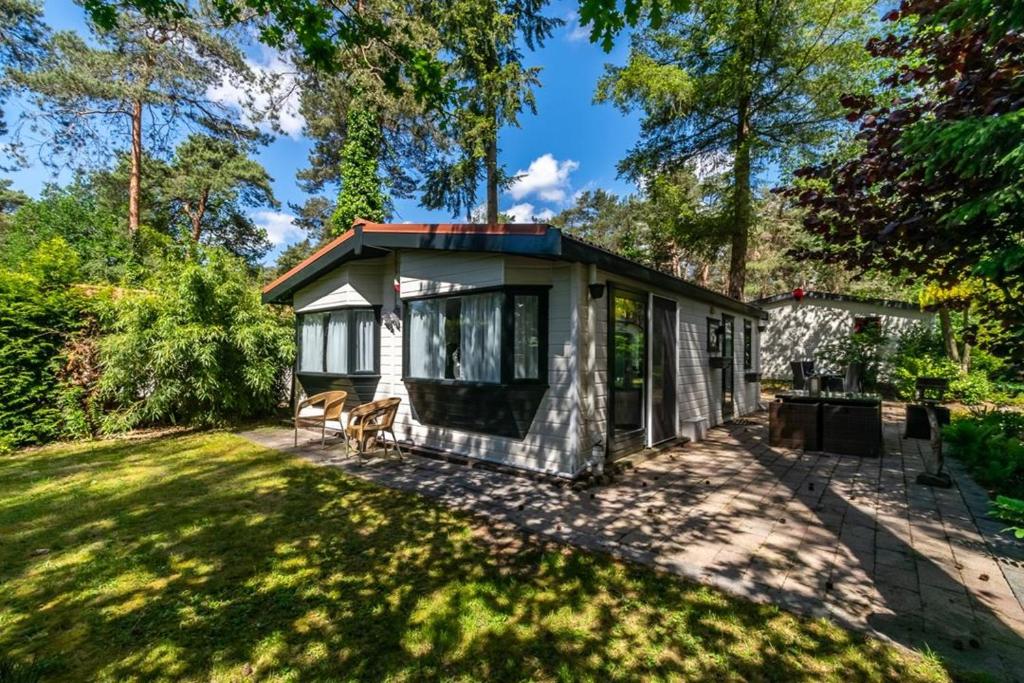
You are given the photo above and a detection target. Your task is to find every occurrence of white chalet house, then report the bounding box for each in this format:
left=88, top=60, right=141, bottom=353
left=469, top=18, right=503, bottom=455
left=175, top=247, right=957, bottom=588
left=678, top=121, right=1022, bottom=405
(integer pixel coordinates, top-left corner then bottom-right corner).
left=263, top=222, right=768, bottom=478
left=753, top=290, right=935, bottom=382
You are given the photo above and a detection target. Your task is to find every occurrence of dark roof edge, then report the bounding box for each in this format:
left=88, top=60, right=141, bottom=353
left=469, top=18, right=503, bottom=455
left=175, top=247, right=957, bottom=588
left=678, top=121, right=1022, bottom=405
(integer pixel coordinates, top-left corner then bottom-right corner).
left=561, top=234, right=766, bottom=319
left=751, top=290, right=928, bottom=312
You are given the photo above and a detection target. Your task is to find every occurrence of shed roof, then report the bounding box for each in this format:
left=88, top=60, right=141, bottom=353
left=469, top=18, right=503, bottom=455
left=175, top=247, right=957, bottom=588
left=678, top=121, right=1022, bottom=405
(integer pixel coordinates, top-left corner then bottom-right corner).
left=752, top=290, right=927, bottom=312
left=262, top=221, right=766, bottom=319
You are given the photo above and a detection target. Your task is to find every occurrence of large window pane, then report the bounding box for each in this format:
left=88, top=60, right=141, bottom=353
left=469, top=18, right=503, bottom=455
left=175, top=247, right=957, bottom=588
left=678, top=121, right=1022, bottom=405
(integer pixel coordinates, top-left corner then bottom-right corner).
left=460, top=292, right=502, bottom=382
left=299, top=313, right=326, bottom=372
left=408, top=299, right=445, bottom=379
left=353, top=310, right=376, bottom=372
left=326, top=311, right=349, bottom=373
left=513, top=295, right=540, bottom=379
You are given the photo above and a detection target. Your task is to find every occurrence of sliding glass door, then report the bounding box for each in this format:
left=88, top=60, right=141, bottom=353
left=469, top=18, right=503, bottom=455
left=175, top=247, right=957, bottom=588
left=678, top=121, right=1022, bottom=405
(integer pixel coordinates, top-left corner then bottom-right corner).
left=609, top=287, right=647, bottom=456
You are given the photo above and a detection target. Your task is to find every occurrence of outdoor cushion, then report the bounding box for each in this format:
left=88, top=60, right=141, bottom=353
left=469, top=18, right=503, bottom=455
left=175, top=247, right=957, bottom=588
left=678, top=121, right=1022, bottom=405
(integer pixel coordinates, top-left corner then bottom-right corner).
left=298, top=406, right=325, bottom=418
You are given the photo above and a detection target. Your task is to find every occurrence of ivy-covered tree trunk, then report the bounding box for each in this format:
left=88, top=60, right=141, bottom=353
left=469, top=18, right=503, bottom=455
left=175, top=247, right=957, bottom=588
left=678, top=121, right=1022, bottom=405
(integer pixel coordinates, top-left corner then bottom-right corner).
left=331, top=106, right=386, bottom=235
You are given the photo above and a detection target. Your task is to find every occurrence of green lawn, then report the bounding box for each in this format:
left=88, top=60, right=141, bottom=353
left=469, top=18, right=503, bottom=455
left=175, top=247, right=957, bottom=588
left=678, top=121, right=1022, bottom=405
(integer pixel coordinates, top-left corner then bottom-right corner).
left=0, top=432, right=952, bottom=682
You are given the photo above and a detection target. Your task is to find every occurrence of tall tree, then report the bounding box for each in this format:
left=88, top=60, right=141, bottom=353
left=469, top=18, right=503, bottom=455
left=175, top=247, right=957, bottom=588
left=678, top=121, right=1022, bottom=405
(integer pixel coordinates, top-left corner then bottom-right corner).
left=163, top=134, right=277, bottom=250
left=9, top=4, right=259, bottom=236
left=785, top=0, right=1024, bottom=363
left=597, top=0, right=875, bottom=298
left=422, top=0, right=561, bottom=222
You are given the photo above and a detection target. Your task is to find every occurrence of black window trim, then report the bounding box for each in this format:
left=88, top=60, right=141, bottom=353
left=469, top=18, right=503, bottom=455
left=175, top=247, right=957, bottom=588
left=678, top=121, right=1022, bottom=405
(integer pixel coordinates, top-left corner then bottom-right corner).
left=401, top=284, right=551, bottom=387
left=295, top=305, right=382, bottom=377
left=743, top=318, right=753, bottom=370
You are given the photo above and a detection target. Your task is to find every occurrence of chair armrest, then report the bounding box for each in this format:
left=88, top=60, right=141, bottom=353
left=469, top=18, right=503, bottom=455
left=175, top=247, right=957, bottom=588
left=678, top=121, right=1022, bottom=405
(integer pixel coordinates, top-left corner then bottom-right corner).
left=296, top=394, right=328, bottom=418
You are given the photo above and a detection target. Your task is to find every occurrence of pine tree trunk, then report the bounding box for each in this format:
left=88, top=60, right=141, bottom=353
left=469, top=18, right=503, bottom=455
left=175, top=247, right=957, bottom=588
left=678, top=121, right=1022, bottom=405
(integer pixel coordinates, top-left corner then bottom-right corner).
left=697, top=262, right=710, bottom=287
left=128, top=98, right=143, bottom=236
left=190, top=188, right=209, bottom=243
left=729, top=97, right=751, bottom=300
left=486, top=128, right=498, bottom=223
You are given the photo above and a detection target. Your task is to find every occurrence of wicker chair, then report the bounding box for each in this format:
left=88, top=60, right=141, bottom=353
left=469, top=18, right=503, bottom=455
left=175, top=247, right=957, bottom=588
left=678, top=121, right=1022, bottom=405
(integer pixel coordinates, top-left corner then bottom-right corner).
left=294, top=390, right=348, bottom=448
left=345, top=397, right=403, bottom=458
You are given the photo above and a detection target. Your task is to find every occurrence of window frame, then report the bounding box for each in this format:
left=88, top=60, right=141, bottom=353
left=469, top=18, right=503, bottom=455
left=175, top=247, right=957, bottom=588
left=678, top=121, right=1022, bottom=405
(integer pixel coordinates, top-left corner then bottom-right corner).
left=853, top=315, right=882, bottom=335
left=743, top=319, right=753, bottom=370
left=401, top=285, right=550, bottom=387
left=295, top=306, right=382, bottom=377
left=706, top=316, right=722, bottom=354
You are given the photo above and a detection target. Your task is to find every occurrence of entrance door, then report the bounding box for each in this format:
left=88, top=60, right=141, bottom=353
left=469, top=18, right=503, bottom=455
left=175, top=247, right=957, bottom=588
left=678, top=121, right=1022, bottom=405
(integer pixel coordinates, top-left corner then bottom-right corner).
left=609, top=286, right=647, bottom=457
left=651, top=296, right=677, bottom=444
left=721, top=314, right=735, bottom=420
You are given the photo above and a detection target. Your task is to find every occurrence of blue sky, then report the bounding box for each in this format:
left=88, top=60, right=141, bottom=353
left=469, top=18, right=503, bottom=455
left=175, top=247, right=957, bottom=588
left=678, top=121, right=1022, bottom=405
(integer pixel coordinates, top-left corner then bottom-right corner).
left=5, top=0, right=644, bottom=263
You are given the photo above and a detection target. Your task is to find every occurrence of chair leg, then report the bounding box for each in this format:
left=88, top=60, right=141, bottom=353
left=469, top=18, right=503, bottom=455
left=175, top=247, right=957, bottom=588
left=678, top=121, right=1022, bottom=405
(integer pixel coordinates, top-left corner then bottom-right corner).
left=390, top=429, right=404, bottom=459
left=321, top=423, right=327, bottom=449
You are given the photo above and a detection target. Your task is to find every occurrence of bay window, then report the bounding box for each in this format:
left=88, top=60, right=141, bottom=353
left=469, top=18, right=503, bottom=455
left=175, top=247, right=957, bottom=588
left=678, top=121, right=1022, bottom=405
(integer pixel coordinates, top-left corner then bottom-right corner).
left=296, top=307, right=379, bottom=375
left=404, top=287, right=548, bottom=385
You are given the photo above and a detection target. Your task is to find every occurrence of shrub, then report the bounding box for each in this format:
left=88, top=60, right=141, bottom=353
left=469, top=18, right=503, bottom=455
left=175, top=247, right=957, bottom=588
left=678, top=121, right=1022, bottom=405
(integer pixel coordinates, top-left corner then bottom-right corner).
left=0, top=239, right=86, bottom=452
left=98, top=247, right=294, bottom=430
left=944, top=410, right=1024, bottom=500
left=889, top=324, right=1009, bottom=405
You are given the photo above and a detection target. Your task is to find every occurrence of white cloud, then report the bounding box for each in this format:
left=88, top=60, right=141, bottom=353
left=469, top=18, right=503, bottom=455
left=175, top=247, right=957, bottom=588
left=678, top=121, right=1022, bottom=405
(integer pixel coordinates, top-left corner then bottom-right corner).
left=508, top=153, right=580, bottom=203
left=565, top=12, right=591, bottom=42
left=207, top=48, right=305, bottom=139
left=502, top=203, right=555, bottom=222
left=252, top=209, right=302, bottom=246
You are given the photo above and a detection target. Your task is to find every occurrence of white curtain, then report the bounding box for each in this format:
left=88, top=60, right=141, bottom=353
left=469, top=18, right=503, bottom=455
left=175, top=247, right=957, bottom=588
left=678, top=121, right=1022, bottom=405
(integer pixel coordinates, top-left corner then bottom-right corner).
left=460, top=292, right=502, bottom=382
left=513, top=295, right=539, bottom=379
left=408, top=299, right=445, bottom=378
left=299, top=313, right=325, bottom=372
left=353, top=310, right=376, bottom=372
left=326, top=311, right=348, bottom=374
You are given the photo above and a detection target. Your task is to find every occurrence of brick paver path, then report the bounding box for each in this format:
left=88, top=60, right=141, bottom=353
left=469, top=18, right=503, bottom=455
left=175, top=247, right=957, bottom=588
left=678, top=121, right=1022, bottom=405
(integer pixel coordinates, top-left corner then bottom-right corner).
left=241, top=406, right=1024, bottom=679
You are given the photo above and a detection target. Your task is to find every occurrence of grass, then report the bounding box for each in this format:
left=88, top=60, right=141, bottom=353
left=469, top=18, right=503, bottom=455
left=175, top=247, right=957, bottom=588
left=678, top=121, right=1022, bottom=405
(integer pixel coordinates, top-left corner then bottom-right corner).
left=0, top=432, right=954, bottom=682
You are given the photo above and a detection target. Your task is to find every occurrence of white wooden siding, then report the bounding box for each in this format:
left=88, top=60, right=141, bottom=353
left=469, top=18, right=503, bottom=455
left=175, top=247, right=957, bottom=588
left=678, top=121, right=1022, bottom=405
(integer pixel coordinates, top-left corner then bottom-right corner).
left=760, top=299, right=934, bottom=380
left=291, top=251, right=762, bottom=476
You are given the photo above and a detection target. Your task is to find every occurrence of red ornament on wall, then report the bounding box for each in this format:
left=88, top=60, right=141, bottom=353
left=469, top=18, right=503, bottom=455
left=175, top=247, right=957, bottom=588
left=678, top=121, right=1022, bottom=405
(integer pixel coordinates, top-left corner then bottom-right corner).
left=793, top=287, right=805, bottom=301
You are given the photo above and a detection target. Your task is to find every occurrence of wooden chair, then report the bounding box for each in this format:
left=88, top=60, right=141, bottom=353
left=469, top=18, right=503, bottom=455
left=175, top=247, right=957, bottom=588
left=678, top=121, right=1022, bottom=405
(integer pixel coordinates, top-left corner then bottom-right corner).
left=345, top=397, right=403, bottom=458
left=294, top=390, right=348, bottom=448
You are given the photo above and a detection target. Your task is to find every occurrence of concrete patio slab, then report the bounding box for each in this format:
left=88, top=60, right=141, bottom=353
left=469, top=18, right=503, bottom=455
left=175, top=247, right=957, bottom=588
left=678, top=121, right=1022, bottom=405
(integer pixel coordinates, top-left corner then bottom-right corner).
left=239, top=406, right=1024, bottom=680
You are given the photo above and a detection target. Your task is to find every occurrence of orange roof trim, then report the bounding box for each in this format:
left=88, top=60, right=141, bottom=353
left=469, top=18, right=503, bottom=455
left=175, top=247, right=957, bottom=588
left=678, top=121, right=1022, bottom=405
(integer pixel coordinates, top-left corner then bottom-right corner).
left=261, top=228, right=355, bottom=294
left=359, top=221, right=549, bottom=236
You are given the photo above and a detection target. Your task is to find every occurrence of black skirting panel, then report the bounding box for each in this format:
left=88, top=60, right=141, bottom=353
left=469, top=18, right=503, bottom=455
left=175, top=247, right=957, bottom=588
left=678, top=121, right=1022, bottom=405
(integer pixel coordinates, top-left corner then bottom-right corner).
left=296, top=373, right=380, bottom=410
left=403, top=380, right=548, bottom=439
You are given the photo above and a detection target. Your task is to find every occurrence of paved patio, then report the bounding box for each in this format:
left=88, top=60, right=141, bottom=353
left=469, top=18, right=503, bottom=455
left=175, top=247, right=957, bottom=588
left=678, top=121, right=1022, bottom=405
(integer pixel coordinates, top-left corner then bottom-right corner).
left=241, top=406, right=1024, bottom=679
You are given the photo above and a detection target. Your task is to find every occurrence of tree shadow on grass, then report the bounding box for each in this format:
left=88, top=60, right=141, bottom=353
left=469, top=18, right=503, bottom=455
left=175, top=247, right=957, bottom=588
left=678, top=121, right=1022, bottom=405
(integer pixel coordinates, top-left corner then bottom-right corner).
left=0, top=431, right=949, bottom=681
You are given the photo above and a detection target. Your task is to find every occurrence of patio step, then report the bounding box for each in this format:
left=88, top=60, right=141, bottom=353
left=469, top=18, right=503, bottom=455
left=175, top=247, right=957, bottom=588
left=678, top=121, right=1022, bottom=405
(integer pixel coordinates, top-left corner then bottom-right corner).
left=613, top=437, right=689, bottom=470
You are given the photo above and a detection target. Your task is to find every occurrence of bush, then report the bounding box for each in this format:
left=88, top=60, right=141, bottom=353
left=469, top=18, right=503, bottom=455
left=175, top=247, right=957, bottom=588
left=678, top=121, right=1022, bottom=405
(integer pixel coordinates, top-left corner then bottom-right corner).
left=890, top=323, right=1010, bottom=405
left=0, top=239, right=87, bottom=452
left=98, top=247, right=294, bottom=430
left=992, top=496, right=1024, bottom=539
left=944, top=410, right=1024, bottom=500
